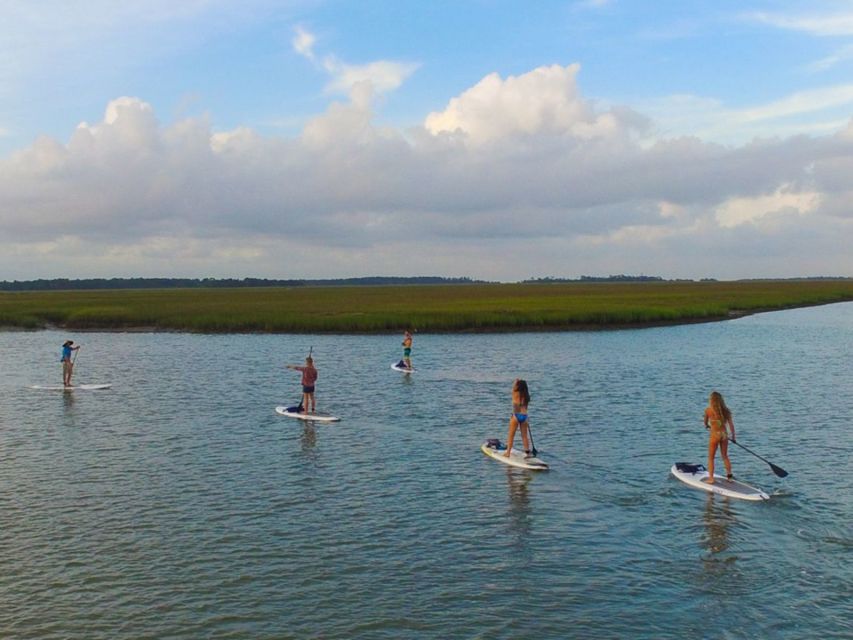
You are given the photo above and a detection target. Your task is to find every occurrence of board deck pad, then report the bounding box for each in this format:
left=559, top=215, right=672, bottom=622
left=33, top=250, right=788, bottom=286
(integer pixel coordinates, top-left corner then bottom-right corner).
left=30, top=384, right=112, bottom=391
left=481, top=440, right=549, bottom=471
left=671, top=462, right=769, bottom=501
left=275, top=406, right=341, bottom=422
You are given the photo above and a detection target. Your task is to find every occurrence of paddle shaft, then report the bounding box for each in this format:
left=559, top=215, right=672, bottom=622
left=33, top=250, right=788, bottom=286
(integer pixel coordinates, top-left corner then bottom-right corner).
left=731, top=439, right=788, bottom=478
left=526, top=421, right=538, bottom=457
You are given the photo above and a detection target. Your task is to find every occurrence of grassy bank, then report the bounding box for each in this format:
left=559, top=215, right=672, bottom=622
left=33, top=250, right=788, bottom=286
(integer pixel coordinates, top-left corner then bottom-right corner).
left=1, top=280, right=852, bottom=333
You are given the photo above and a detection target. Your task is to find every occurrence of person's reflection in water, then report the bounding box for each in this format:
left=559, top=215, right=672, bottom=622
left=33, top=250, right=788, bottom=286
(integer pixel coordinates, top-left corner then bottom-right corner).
left=505, top=468, right=533, bottom=552
left=63, top=390, right=75, bottom=410
left=300, top=423, right=317, bottom=454
left=701, top=494, right=737, bottom=577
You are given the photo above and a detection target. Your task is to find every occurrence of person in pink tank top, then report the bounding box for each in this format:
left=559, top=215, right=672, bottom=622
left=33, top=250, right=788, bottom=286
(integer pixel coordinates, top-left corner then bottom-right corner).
left=287, top=356, right=318, bottom=413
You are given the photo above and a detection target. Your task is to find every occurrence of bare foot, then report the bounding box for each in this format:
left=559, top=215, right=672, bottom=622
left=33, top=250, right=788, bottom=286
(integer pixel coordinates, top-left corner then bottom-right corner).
left=502, top=451, right=512, bottom=458
left=703, top=478, right=715, bottom=485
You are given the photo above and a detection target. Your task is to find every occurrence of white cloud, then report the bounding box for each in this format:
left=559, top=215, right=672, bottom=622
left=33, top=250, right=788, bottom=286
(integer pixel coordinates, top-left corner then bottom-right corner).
left=424, top=64, right=645, bottom=146
left=323, top=58, right=420, bottom=96
left=806, top=43, right=853, bottom=72
left=738, top=85, right=853, bottom=122
left=1, top=67, right=852, bottom=280
left=715, top=185, right=821, bottom=228
left=0, top=1, right=279, bottom=91
left=639, top=84, right=853, bottom=144
left=292, top=25, right=316, bottom=60
left=292, top=26, right=418, bottom=98
left=750, top=11, right=853, bottom=36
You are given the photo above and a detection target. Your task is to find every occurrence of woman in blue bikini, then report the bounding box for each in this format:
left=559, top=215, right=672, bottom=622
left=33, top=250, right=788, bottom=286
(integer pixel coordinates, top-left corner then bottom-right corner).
left=503, top=379, right=533, bottom=458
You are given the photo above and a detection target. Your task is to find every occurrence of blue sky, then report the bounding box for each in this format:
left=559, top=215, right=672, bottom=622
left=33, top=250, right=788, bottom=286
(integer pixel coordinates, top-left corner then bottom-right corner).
left=1, top=0, right=852, bottom=280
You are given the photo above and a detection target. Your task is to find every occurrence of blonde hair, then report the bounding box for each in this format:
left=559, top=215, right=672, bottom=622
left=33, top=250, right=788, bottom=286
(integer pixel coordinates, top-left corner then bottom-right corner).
left=709, top=391, right=731, bottom=421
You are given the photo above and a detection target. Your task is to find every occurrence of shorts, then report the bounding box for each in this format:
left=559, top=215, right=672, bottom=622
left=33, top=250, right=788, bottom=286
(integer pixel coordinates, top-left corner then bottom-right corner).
left=303, top=385, right=315, bottom=394
left=403, top=348, right=411, bottom=357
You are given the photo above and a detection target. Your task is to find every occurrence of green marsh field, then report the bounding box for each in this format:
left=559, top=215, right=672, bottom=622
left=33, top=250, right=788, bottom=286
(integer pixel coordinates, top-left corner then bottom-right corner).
left=1, top=280, right=852, bottom=333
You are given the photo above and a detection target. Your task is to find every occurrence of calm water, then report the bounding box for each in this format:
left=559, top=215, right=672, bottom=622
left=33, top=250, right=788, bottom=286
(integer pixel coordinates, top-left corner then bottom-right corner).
left=1, top=304, right=851, bottom=639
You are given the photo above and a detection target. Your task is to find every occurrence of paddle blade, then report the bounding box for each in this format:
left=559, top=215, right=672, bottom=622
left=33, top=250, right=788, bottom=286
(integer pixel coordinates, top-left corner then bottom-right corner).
left=770, top=463, right=788, bottom=478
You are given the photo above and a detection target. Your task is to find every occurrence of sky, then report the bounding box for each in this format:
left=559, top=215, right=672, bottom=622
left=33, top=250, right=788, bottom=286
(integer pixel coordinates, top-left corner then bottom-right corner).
left=1, top=0, right=852, bottom=281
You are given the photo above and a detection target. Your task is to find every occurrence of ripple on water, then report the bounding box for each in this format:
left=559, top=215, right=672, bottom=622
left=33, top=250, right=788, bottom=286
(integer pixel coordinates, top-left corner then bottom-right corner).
left=1, top=306, right=852, bottom=638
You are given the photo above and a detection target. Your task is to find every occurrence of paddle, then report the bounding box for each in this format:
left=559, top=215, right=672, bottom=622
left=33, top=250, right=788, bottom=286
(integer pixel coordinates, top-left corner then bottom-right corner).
left=731, top=439, right=788, bottom=478
left=526, top=423, right=538, bottom=458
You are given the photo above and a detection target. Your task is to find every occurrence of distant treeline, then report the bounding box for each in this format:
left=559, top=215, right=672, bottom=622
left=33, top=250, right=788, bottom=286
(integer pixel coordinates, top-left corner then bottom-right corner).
left=523, top=275, right=696, bottom=283
left=524, top=275, right=852, bottom=284
left=0, top=276, right=486, bottom=292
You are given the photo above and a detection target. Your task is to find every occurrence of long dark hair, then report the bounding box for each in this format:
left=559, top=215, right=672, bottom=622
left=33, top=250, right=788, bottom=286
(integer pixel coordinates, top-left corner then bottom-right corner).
left=514, top=379, right=530, bottom=406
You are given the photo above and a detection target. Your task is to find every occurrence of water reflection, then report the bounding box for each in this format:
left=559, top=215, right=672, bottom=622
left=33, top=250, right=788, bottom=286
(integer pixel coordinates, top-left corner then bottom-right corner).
left=701, top=494, right=737, bottom=574
left=300, top=423, right=317, bottom=454
left=505, top=467, right=532, bottom=548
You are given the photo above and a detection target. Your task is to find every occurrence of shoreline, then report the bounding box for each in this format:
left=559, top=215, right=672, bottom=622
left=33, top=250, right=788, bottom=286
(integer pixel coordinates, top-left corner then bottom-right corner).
left=2, top=299, right=847, bottom=335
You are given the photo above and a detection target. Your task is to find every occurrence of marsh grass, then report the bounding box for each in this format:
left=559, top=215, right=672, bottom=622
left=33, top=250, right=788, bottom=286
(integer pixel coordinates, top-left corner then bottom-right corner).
left=1, top=280, right=852, bottom=333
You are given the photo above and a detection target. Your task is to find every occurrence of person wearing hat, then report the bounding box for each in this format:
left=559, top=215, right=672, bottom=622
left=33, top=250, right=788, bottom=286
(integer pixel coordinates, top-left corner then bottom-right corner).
left=61, top=340, right=81, bottom=387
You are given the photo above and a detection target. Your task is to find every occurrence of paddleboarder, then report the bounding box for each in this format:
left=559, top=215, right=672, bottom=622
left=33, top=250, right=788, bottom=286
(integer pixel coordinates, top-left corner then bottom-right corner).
left=287, top=356, right=318, bottom=414
left=60, top=340, right=80, bottom=387
left=402, top=330, right=413, bottom=370
left=504, top=379, right=533, bottom=459
left=703, top=391, right=737, bottom=484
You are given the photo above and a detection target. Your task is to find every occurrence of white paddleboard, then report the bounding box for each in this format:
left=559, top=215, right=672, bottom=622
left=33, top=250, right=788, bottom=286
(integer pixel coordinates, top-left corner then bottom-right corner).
left=275, top=406, right=341, bottom=422
left=30, top=384, right=112, bottom=391
left=391, top=361, right=415, bottom=373
left=481, top=440, right=549, bottom=471
left=671, top=463, right=769, bottom=501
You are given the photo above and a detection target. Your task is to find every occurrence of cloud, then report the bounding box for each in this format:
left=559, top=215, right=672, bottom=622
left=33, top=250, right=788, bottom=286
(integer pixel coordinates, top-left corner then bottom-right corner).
left=806, top=43, right=853, bottom=72
left=714, top=185, right=821, bottom=228
left=639, top=84, right=853, bottom=144
left=292, top=25, right=317, bottom=60
left=292, top=26, right=418, bottom=98
left=750, top=10, right=853, bottom=36
left=1, top=69, right=852, bottom=280
left=0, top=1, right=278, bottom=91
left=424, top=64, right=648, bottom=146
left=322, top=58, right=420, bottom=96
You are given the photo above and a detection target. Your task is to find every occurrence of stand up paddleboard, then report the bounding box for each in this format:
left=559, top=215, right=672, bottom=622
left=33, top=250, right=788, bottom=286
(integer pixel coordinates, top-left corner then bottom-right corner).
left=391, top=361, right=414, bottom=373
left=275, top=406, right=341, bottom=422
left=30, top=384, right=112, bottom=391
left=481, top=439, right=549, bottom=471
left=671, top=463, right=769, bottom=501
